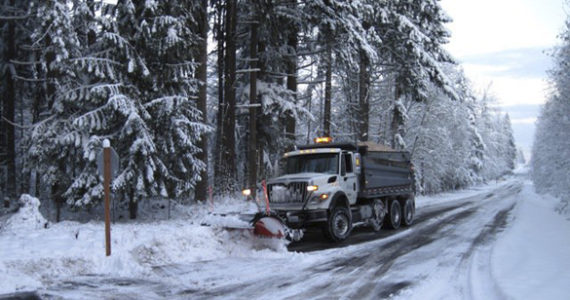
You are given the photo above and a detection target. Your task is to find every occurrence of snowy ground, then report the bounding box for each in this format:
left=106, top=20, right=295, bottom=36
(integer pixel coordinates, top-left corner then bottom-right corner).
left=0, top=195, right=275, bottom=295
left=1, top=170, right=569, bottom=299
left=491, top=181, right=570, bottom=299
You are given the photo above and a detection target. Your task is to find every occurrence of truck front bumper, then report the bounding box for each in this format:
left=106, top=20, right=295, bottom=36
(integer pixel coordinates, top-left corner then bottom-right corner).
left=274, top=209, right=328, bottom=229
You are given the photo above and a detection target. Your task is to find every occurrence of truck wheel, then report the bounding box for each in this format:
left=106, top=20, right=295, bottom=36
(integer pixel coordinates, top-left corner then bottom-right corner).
left=385, top=200, right=401, bottom=229
left=369, top=199, right=385, bottom=232
left=402, top=197, right=415, bottom=226
left=323, top=206, right=352, bottom=242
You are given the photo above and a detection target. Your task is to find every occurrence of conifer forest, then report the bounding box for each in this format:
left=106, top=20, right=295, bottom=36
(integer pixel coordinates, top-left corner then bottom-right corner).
left=0, top=1, right=519, bottom=220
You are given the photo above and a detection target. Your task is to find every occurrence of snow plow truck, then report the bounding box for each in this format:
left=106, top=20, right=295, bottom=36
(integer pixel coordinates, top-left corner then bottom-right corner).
left=245, top=138, right=416, bottom=242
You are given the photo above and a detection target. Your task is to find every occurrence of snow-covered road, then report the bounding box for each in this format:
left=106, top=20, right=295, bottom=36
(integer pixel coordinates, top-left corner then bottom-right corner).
left=2, top=173, right=569, bottom=299
left=145, top=180, right=522, bottom=299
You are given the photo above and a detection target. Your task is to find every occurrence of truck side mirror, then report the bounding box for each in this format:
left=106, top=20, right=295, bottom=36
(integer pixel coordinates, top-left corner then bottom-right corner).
left=354, top=153, right=361, bottom=174
left=341, top=154, right=346, bottom=176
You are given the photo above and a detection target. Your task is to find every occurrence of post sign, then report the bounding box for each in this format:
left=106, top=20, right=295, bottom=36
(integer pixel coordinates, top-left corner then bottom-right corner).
left=97, top=139, right=119, bottom=256
left=97, top=145, right=119, bottom=181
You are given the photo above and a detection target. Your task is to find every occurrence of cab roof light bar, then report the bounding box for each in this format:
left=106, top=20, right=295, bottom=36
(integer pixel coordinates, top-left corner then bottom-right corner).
left=314, top=136, right=333, bottom=144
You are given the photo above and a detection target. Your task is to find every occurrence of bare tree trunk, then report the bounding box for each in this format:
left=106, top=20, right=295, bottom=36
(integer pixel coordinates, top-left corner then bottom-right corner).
left=323, top=46, right=332, bottom=137
left=247, top=11, right=258, bottom=196
left=31, top=77, right=43, bottom=198
left=129, top=189, right=137, bottom=219
left=214, top=2, right=225, bottom=191
left=391, top=83, right=405, bottom=150
left=306, top=88, right=313, bottom=144
left=44, top=34, right=65, bottom=219
left=285, top=16, right=298, bottom=148
left=52, top=160, right=66, bottom=222
left=86, top=0, right=96, bottom=46
left=194, top=0, right=209, bottom=202
left=358, top=51, right=369, bottom=142
left=18, top=83, right=28, bottom=195
left=219, top=0, right=237, bottom=192
left=1, top=8, right=17, bottom=204
left=52, top=185, right=60, bottom=222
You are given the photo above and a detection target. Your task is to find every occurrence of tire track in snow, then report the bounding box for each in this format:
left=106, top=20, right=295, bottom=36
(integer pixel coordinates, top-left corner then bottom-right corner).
left=288, top=201, right=470, bottom=253
left=459, top=202, right=517, bottom=300
left=300, top=181, right=522, bottom=299
left=301, top=206, right=479, bottom=299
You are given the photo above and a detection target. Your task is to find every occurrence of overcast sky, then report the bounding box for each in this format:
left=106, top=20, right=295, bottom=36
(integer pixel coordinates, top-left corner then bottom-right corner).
left=440, top=0, right=567, bottom=157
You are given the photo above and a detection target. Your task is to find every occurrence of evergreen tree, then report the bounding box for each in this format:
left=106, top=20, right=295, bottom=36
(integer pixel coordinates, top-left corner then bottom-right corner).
left=25, top=0, right=82, bottom=220
left=303, top=0, right=374, bottom=138
left=503, top=114, right=517, bottom=171
left=404, top=64, right=514, bottom=193
left=377, top=0, right=456, bottom=149
left=27, top=0, right=208, bottom=219
left=532, top=15, right=570, bottom=205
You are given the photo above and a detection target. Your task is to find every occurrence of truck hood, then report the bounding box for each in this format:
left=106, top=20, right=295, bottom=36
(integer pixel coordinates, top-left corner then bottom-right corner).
left=267, top=173, right=335, bottom=184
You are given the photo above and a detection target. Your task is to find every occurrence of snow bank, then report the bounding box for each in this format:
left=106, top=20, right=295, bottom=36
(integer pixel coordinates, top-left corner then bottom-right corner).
left=0, top=195, right=288, bottom=294
left=200, top=213, right=252, bottom=228
left=1, top=194, right=48, bottom=232
left=491, top=181, right=570, bottom=299
left=416, top=179, right=513, bottom=209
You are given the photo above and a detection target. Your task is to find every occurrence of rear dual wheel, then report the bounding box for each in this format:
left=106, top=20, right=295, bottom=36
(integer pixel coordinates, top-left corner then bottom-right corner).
left=385, top=196, right=415, bottom=230
left=402, top=196, right=415, bottom=227
left=385, top=200, right=402, bottom=229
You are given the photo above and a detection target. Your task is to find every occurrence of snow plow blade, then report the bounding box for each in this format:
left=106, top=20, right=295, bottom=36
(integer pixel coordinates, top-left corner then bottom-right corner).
left=251, top=213, right=303, bottom=241
left=253, top=216, right=285, bottom=238
left=201, top=212, right=303, bottom=241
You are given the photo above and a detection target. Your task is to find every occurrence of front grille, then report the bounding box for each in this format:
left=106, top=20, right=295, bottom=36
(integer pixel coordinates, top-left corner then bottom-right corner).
left=268, top=182, right=308, bottom=203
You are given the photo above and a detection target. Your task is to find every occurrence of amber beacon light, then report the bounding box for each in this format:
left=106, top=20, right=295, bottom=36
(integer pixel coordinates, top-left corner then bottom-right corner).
left=314, top=136, right=333, bottom=144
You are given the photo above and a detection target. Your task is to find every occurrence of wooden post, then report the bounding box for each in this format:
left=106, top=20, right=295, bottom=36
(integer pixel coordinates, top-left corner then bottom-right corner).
left=103, top=139, right=111, bottom=256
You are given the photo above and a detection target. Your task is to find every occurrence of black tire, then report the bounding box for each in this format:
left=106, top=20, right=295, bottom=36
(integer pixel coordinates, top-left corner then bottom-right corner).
left=368, top=199, right=385, bottom=232
left=385, top=199, right=401, bottom=229
left=323, top=206, right=352, bottom=242
left=402, top=196, right=415, bottom=227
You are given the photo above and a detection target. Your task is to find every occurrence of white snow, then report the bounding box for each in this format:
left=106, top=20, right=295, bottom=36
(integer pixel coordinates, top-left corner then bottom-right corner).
left=392, top=174, right=570, bottom=300
left=416, top=177, right=513, bottom=209
left=491, top=181, right=570, bottom=299
left=0, top=195, right=288, bottom=295
left=1, top=175, right=569, bottom=299
left=1, top=195, right=48, bottom=232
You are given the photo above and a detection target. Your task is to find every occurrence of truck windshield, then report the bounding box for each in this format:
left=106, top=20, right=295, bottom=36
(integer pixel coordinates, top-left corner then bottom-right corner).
left=284, top=153, right=339, bottom=175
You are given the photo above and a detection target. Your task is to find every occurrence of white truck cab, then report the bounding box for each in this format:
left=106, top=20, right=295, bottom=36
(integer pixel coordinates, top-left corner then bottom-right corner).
left=270, top=148, right=359, bottom=210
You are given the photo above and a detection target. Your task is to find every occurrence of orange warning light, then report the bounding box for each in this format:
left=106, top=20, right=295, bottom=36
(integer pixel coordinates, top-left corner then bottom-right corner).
left=314, top=137, right=333, bottom=144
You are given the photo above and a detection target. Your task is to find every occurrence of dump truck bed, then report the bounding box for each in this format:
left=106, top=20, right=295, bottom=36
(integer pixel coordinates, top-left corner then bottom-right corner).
left=357, top=143, right=414, bottom=199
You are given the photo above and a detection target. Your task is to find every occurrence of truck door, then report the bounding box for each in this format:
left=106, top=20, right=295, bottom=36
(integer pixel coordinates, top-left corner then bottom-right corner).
left=341, top=152, right=358, bottom=204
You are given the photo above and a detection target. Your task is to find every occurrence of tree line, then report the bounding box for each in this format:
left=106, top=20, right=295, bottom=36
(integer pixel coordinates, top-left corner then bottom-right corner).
left=532, top=11, right=570, bottom=212
left=0, top=0, right=516, bottom=220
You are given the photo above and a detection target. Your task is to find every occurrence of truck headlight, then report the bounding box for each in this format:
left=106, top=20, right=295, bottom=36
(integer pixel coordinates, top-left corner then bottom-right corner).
left=307, top=185, right=318, bottom=192
left=242, top=189, right=251, bottom=196
left=310, top=193, right=329, bottom=204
